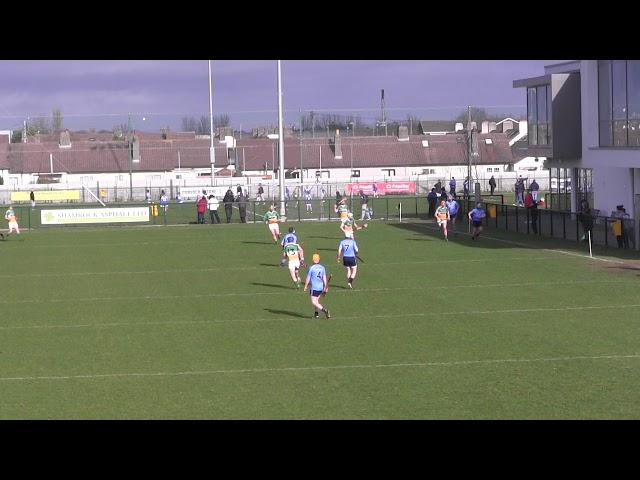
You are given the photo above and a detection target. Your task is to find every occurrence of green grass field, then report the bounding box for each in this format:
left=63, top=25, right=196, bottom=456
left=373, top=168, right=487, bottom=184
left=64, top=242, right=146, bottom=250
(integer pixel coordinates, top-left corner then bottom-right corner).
left=1, top=218, right=639, bottom=419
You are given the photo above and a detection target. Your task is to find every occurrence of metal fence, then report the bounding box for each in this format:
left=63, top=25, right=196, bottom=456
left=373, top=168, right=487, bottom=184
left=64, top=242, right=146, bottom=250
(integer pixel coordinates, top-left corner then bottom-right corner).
left=5, top=195, right=637, bottom=253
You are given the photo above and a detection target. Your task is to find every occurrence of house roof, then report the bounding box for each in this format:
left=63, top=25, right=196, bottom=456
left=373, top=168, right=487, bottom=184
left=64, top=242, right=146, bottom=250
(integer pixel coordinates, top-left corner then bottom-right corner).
left=419, top=121, right=457, bottom=133
left=1, top=131, right=516, bottom=175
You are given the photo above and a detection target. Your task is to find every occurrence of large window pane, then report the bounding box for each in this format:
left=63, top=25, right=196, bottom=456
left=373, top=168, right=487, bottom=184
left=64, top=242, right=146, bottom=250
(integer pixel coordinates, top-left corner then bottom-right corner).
left=547, top=85, right=552, bottom=139
left=538, top=124, right=548, bottom=145
left=527, top=87, right=537, bottom=124
left=528, top=123, right=538, bottom=145
left=628, top=119, right=640, bottom=146
left=627, top=60, right=640, bottom=119
left=613, top=120, right=627, bottom=146
left=537, top=86, right=547, bottom=122
left=598, top=60, right=612, bottom=146
left=612, top=60, right=627, bottom=121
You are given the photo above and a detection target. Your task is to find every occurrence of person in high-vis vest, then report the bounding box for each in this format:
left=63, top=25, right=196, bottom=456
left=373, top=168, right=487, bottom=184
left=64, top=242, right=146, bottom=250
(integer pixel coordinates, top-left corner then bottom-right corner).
left=4, top=206, right=20, bottom=238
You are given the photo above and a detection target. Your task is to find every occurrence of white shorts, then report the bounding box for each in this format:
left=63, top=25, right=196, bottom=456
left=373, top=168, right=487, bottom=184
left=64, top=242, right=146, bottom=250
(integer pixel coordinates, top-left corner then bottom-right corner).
left=343, top=230, right=354, bottom=238
left=268, top=223, right=280, bottom=234
left=437, top=219, right=447, bottom=227
left=8, top=221, right=19, bottom=231
left=288, top=259, right=300, bottom=271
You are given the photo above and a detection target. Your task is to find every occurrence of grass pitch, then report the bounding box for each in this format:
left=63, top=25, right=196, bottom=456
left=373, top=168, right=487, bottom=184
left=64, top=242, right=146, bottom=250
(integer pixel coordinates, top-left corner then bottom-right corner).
left=0, top=219, right=639, bottom=419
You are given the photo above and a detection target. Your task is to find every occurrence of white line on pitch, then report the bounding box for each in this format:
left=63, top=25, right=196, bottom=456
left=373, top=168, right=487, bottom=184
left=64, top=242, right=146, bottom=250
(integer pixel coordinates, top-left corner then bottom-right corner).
left=0, top=353, right=638, bottom=382
left=1, top=302, right=638, bottom=331
left=0, top=279, right=628, bottom=305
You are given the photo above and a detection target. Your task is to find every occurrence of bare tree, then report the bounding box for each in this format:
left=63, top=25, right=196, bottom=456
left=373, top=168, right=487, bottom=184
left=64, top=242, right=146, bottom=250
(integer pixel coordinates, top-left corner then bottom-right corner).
left=181, top=116, right=198, bottom=132
left=52, top=108, right=63, bottom=132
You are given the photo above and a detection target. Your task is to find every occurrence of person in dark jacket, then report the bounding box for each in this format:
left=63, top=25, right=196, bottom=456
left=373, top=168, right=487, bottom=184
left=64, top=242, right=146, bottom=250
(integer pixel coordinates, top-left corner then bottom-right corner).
left=427, top=188, right=438, bottom=217
left=236, top=191, right=248, bottom=223
left=578, top=199, right=594, bottom=242
left=223, top=188, right=235, bottom=223
left=489, top=175, right=496, bottom=195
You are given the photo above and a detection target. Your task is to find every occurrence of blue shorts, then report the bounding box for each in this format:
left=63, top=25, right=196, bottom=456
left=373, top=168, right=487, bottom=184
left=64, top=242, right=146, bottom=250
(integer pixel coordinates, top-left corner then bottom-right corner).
left=450, top=213, right=457, bottom=219
left=343, top=257, right=357, bottom=267
left=311, top=290, right=323, bottom=297
left=472, top=220, right=483, bottom=228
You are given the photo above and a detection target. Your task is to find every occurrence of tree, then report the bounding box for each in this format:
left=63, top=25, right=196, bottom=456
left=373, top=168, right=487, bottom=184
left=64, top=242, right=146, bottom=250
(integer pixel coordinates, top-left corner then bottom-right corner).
left=11, top=131, right=22, bottom=143
left=52, top=108, right=63, bottom=132
left=26, top=117, right=51, bottom=136
left=181, top=116, right=198, bottom=132
left=455, top=107, right=494, bottom=126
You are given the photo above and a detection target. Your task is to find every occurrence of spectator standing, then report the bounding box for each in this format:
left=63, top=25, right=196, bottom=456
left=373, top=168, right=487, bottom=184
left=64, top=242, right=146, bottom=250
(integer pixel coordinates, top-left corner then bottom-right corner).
left=237, top=184, right=243, bottom=196
left=208, top=195, right=220, bottom=224
left=145, top=188, right=151, bottom=203
left=439, top=187, right=448, bottom=204
left=237, top=191, right=248, bottom=223
left=449, top=177, right=457, bottom=197
left=359, top=190, right=371, bottom=221
left=196, top=195, right=207, bottom=224
left=30, top=191, right=36, bottom=208
left=612, top=204, right=631, bottom=249
left=434, top=180, right=442, bottom=192
left=159, top=190, right=169, bottom=214
left=257, top=183, right=265, bottom=204
left=223, top=187, right=235, bottom=223
left=176, top=191, right=184, bottom=203
left=489, top=175, right=496, bottom=196
left=427, top=188, right=438, bottom=217
left=304, top=185, right=313, bottom=213
left=372, top=183, right=378, bottom=198
left=622, top=207, right=633, bottom=249
left=524, top=189, right=538, bottom=234
left=578, top=199, right=594, bottom=243
left=530, top=179, right=540, bottom=201
left=463, top=177, right=470, bottom=198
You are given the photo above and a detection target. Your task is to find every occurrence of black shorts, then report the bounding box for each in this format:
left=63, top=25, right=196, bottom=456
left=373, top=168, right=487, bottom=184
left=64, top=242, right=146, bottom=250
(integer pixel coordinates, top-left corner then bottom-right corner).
left=450, top=213, right=457, bottom=220
left=343, top=257, right=357, bottom=267
left=472, top=220, right=483, bottom=228
left=311, top=290, right=323, bottom=297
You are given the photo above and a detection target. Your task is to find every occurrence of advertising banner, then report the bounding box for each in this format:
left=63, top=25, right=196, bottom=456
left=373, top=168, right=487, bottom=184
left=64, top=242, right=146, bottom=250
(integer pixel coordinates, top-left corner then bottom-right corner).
left=11, top=190, right=81, bottom=202
left=344, top=182, right=416, bottom=195
left=41, top=207, right=150, bottom=225
left=176, top=186, right=236, bottom=201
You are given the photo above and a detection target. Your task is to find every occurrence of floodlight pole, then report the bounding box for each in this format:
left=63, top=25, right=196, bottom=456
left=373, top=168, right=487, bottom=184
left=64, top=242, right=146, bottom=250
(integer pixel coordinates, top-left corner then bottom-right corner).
left=277, top=60, right=285, bottom=217
left=208, top=60, right=216, bottom=186
left=467, top=105, right=472, bottom=208
left=128, top=113, right=133, bottom=202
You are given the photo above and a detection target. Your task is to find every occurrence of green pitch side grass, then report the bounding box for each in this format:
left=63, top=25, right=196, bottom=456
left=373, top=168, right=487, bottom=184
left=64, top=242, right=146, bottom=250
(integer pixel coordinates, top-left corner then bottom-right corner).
left=0, top=220, right=638, bottom=419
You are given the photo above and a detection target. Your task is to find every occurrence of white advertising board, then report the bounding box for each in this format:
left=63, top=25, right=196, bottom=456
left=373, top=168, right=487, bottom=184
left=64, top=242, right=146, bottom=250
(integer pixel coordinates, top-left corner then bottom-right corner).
left=41, top=207, right=150, bottom=225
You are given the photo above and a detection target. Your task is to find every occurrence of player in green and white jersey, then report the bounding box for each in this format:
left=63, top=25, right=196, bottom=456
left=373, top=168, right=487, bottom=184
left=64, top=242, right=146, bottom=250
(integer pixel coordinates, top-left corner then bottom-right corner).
left=283, top=242, right=305, bottom=288
left=263, top=205, right=281, bottom=243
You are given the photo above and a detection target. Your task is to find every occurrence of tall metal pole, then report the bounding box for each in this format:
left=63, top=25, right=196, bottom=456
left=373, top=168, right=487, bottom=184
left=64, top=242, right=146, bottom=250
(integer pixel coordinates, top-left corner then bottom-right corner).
left=208, top=60, right=216, bottom=186
left=467, top=105, right=472, bottom=204
left=299, top=108, right=303, bottom=187
left=128, top=113, right=133, bottom=202
left=277, top=60, right=286, bottom=217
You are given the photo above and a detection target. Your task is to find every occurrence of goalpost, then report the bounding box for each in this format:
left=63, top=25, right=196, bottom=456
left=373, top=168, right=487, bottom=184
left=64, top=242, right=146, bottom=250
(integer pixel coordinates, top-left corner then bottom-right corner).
left=82, top=185, right=106, bottom=207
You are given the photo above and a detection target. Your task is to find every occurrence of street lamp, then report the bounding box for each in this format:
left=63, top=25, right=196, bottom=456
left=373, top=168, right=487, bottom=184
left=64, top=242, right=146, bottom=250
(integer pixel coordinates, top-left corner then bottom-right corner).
left=349, top=121, right=355, bottom=137
left=128, top=114, right=145, bottom=202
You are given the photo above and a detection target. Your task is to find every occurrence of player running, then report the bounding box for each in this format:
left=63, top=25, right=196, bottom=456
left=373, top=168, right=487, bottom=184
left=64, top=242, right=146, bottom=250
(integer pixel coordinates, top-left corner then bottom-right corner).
left=303, top=253, right=331, bottom=319
left=3, top=205, right=20, bottom=239
left=263, top=204, right=281, bottom=243
left=337, top=236, right=359, bottom=289
left=283, top=241, right=305, bottom=289
left=434, top=199, right=450, bottom=241
left=334, top=197, right=349, bottom=221
left=446, top=196, right=460, bottom=232
left=339, top=211, right=363, bottom=239
left=468, top=202, right=487, bottom=240
left=280, top=227, right=299, bottom=266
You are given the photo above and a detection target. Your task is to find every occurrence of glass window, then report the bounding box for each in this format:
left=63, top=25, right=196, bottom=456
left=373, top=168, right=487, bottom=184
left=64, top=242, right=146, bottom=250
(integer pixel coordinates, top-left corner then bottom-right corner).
left=613, top=120, right=627, bottom=146
left=537, top=86, right=547, bottom=122
left=598, top=60, right=613, bottom=146
left=527, top=88, right=537, bottom=125
left=612, top=60, right=627, bottom=121
left=529, top=123, right=538, bottom=145
left=627, top=119, right=640, bottom=146
left=627, top=60, right=640, bottom=119
left=538, top=124, right=548, bottom=145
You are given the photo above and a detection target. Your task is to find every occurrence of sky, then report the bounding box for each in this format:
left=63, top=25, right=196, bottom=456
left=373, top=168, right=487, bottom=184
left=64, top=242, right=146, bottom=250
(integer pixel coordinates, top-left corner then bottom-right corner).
left=0, top=60, right=564, bottom=132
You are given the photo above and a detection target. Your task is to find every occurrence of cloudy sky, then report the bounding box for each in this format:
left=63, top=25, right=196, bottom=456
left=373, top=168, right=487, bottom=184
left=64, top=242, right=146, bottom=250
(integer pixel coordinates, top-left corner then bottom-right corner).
left=0, top=60, right=563, bottom=132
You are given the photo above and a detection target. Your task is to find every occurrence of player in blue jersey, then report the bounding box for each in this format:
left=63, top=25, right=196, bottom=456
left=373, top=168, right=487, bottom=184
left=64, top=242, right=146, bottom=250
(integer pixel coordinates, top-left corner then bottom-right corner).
left=337, top=236, right=359, bottom=289
left=280, top=227, right=299, bottom=266
left=303, top=253, right=331, bottom=319
left=468, top=202, right=486, bottom=240
left=446, top=197, right=459, bottom=229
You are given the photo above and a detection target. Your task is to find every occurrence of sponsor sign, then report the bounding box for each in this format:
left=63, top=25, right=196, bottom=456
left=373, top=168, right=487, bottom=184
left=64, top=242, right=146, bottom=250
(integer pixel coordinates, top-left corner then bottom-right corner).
left=11, top=190, right=81, bottom=202
left=41, top=207, right=150, bottom=225
left=344, top=182, right=416, bottom=195
left=176, top=186, right=237, bottom=200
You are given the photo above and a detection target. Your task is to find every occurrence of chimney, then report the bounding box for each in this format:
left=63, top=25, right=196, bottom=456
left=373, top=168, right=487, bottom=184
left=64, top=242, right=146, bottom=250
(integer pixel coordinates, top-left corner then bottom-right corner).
left=398, top=125, right=409, bottom=141
left=489, top=121, right=497, bottom=133
left=132, top=134, right=140, bottom=162
left=481, top=121, right=489, bottom=134
left=455, top=122, right=464, bottom=132
left=59, top=129, right=71, bottom=149
left=333, top=129, right=342, bottom=159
